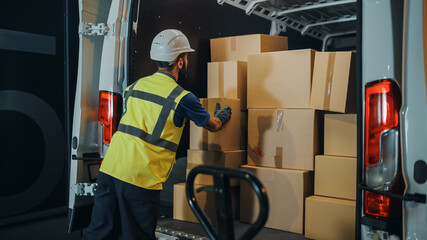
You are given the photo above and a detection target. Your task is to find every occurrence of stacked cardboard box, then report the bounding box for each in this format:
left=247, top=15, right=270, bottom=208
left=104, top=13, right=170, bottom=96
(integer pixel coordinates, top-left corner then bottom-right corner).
left=210, top=34, right=288, bottom=62
left=173, top=98, right=245, bottom=224
left=172, top=32, right=357, bottom=235
left=241, top=48, right=356, bottom=235
left=173, top=34, right=289, bottom=224
left=305, top=114, right=357, bottom=240
left=241, top=49, right=317, bottom=234
left=310, top=51, right=356, bottom=113
left=240, top=165, right=313, bottom=234
left=208, top=34, right=288, bottom=149
left=305, top=196, right=355, bottom=240
left=173, top=182, right=239, bottom=224
left=302, top=51, right=356, bottom=239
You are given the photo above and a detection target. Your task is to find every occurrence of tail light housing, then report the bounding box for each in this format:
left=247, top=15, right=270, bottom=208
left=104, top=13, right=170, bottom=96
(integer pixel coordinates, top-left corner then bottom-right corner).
left=98, top=91, right=120, bottom=145
left=364, top=79, right=404, bottom=218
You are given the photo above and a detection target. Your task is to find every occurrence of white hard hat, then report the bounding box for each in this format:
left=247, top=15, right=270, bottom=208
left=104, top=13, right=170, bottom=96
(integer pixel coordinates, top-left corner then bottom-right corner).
left=150, top=29, right=195, bottom=62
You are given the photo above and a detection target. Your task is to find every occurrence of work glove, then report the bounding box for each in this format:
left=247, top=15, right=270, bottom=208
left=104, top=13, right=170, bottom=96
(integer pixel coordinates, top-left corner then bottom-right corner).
left=214, top=102, right=232, bottom=125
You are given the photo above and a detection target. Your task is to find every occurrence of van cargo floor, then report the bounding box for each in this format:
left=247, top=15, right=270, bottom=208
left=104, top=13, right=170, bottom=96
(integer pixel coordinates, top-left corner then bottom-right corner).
left=156, top=217, right=306, bottom=240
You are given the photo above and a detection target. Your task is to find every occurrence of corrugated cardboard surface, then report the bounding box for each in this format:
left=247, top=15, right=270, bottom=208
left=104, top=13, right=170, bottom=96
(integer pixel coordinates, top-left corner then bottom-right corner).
left=324, top=114, right=357, bottom=157
left=329, top=52, right=356, bottom=113
left=310, top=52, right=335, bottom=110
left=186, top=149, right=247, bottom=186
left=173, top=183, right=213, bottom=224
left=210, top=34, right=288, bottom=62
left=305, top=196, right=355, bottom=240
left=240, top=165, right=313, bottom=234
left=173, top=183, right=239, bottom=224
left=190, top=98, right=241, bottom=151
left=314, top=155, right=357, bottom=200
left=208, top=61, right=247, bottom=109
left=247, top=49, right=315, bottom=109
left=310, top=51, right=356, bottom=113
left=247, top=109, right=319, bottom=171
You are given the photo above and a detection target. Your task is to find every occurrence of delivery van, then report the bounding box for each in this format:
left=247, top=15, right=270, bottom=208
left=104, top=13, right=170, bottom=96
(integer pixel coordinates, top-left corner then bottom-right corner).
left=68, top=0, right=427, bottom=239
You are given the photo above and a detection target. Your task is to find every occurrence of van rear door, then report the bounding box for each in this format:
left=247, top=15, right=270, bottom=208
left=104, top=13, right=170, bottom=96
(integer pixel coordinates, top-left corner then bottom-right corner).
left=401, top=1, right=427, bottom=239
left=68, top=0, right=139, bottom=232
left=360, top=0, right=405, bottom=238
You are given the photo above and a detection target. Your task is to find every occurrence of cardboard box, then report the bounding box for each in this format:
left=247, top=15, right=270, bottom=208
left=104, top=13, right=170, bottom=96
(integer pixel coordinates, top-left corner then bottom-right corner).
left=247, top=49, right=315, bottom=109
left=210, top=34, right=288, bottom=62
left=315, top=155, right=357, bottom=200
left=186, top=149, right=247, bottom=186
left=324, top=114, right=357, bottom=157
left=310, top=51, right=356, bottom=113
left=190, top=98, right=242, bottom=151
left=305, top=196, right=355, bottom=240
left=173, top=183, right=239, bottom=224
left=208, top=61, right=247, bottom=109
left=240, top=165, right=313, bottom=234
left=310, top=52, right=334, bottom=111
left=247, top=109, right=319, bottom=171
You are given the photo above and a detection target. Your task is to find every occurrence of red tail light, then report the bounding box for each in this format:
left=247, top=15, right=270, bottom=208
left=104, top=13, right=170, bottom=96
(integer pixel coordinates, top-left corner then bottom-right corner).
left=364, top=79, right=403, bottom=218
left=98, top=91, right=119, bottom=145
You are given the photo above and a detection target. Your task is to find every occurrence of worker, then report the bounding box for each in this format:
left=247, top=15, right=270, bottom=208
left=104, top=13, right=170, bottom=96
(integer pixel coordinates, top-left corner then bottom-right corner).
left=82, top=29, right=232, bottom=240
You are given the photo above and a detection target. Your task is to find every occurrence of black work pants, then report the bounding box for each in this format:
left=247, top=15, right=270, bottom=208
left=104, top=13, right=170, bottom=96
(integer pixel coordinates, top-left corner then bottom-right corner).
left=83, top=172, right=160, bottom=240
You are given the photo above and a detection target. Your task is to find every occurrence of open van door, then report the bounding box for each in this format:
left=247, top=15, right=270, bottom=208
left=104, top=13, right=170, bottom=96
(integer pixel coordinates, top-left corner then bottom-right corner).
left=360, top=1, right=405, bottom=237
left=359, top=0, right=427, bottom=239
left=400, top=1, right=427, bottom=239
left=68, top=0, right=140, bottom=232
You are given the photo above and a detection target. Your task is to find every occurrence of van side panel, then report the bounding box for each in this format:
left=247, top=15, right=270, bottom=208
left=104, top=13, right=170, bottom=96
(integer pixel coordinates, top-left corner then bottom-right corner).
left=401, top=1, right=427, bottom=239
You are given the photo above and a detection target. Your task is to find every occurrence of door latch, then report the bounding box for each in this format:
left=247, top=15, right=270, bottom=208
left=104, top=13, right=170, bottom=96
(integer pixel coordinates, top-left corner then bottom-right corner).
left=79, top=22, right=109, bottom=36
left=73, top=183, right=98, bottom=196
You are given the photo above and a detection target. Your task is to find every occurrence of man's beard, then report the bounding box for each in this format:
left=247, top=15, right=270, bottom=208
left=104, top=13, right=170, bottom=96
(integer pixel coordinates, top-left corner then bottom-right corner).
left=178, top=62, right=188, bottom=82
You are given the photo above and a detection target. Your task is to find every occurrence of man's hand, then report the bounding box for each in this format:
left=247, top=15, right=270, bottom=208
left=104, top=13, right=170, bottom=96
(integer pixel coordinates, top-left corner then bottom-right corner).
left=214, top=103, right=232, bottom=125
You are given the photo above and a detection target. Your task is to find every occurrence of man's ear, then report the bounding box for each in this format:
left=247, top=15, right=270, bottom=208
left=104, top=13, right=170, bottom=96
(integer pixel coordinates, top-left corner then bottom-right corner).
left=177, top=57, right=184, bottom=69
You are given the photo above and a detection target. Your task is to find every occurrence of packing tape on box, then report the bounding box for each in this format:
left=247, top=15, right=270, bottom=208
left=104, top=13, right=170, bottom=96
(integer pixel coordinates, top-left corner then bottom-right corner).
left=325, top=53, right=336, bottom=108
left=219, top=62, right=225, bottom=98
left=231, top=37, right=237, bottom=51
left=276, top=110, right=284, bottom=132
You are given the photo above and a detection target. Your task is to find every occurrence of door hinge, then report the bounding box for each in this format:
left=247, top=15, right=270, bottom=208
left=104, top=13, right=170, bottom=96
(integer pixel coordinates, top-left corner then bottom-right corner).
left=79, top=22, right=109, bottom=36
left=73, top=183, right=98, bottom=196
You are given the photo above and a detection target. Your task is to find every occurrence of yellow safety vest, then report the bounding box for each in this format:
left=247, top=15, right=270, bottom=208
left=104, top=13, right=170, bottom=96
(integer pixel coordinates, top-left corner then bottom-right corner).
left=100, top=72, right=190, bottom=190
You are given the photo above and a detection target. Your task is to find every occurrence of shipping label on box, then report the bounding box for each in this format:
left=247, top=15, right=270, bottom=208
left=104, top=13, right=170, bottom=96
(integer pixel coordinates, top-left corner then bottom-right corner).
left=208, top=61, right=247, bottom=109
left=305, top=196, right=355, bottom=240
left=247, top=109, right=319, bottom=171
left=240, top=165, right=313, bottom=234
left=173, top=183, right=239, bottom=224
left=210, top=34, right=288, bottom=62
left=186, top=149, right=247, bottom=186
left=310, top=51, right=356, bottom=113
left=314, top=155, right=357, bottom=200
left=190, top=98, right=242, bottom=151
left=324, top=114, right=357, bottom=157
left=247, top=49, right=315, bottom=109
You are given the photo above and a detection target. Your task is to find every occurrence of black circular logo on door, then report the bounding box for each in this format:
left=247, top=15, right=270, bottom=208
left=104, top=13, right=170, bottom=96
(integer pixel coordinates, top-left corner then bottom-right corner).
left=0, top=90, right=65, bottom=218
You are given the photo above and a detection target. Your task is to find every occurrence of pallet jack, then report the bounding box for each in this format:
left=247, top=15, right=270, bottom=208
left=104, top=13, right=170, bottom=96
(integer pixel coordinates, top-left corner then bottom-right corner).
left=185, top=165, right=269, bottom=240
left=155, top=165, right=268, bottom=240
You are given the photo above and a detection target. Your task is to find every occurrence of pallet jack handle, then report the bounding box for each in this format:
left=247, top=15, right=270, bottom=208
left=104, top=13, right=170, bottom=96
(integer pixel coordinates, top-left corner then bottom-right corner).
left=186, top=165, right=269, bottom=240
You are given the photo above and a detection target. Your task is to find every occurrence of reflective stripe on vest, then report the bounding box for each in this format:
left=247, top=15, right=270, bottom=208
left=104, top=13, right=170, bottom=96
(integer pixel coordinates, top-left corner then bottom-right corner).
left=118, top=85, right=184, bottom=152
